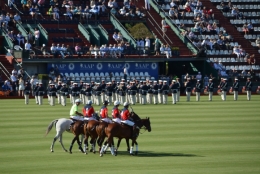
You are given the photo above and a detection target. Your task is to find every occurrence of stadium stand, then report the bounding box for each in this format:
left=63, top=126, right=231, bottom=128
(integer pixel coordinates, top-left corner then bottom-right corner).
left=0, top=0, right=260, bottom=85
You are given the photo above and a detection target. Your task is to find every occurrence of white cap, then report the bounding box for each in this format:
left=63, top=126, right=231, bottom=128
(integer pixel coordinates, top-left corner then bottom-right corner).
left=39, top=82, right=43, bottom=84
left=36, top=82, right=39, bottom=84
left=75, top=99, right=81, bottom=103
left=123, top=102, right=129, bottom=107
left=172, top=80, right=176, bottom=82
left=73, top=83, right=77, bottom=85
left=235, top=78, right=238, bottom=80
left=62, top=83, right=66, bottom=86
left=154, top=81, right=157, bottom=83
left=163, top=81, right=167, bottom=83
left=114, top=101, right=120, bottom=106
left=197, top=80, right=200, bottom=81
left=159, top=80, right=162, bottom=82
left=43, top=44, right=45, bottom=46
left=209, top=79, right=212, bottom=81
left=87, top=100, right=92, bottom=105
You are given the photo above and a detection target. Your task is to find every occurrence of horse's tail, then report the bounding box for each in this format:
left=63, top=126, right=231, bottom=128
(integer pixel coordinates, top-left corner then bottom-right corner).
left=45, top=119, right=59, bottom=137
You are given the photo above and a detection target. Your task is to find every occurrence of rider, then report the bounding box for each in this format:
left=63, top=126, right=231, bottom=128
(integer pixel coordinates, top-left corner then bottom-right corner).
left=121, top=102, right=139, bottom=137
left=100, top=100, right=112, bottom=123
left=112, top=101, right=121, bottom=124
left=83, top=100, right=97, bottom=121
left=70, top=99, right=84, bottom=121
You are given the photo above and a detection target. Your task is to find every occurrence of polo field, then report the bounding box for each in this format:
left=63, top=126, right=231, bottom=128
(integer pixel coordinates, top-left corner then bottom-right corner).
left=0, top=95, right=260, bottom=174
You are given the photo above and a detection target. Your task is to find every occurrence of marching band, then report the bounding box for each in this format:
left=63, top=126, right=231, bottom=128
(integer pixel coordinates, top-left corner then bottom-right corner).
left=26, top=77, right=256, bottom=106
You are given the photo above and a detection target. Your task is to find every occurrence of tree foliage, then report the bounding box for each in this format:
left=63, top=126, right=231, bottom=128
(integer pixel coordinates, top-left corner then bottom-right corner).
left=125, top=23, right=154, bottom=39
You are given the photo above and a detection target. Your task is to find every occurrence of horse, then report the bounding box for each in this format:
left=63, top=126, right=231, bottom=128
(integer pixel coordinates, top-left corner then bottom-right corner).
left=82, top=120, right=100, bottom=154
left=100, top=114, right=151, bottom=156
left=45, top=118, right=74, bottom=152
left=45, top=118, right=86, bottom=153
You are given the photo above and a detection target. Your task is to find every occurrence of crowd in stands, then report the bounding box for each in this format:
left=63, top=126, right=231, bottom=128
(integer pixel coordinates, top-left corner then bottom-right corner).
left=1, top=67, right=29, bottom=96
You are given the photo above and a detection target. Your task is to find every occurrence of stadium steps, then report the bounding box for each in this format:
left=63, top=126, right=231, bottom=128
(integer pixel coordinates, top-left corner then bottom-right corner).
left=141, top=6, right=194, bottom=57
left=0, top=55, right=14, bottom=81
left=201, top=0, right=259, bottom=57
left=40, top=24, right=90, bottom=47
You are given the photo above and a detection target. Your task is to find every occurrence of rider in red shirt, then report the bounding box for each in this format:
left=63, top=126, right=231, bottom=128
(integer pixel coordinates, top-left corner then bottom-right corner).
left=121, top=102, right=139, bottom=136
left=100, top=100, right=112, bottom=123
left=112, top=101, right=121, bottom=124
left=82, top=100, right=96, bottom=121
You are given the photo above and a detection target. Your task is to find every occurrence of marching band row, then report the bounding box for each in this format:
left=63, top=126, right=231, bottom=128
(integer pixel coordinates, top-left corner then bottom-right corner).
left=22, top=77, right=257, bottom=105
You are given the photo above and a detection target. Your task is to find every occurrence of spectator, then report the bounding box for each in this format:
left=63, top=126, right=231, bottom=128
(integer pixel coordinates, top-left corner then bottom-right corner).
left=83, top=6, right=92, bottom=19
left=17, top=32, right=25, bottom=45
left=25, top=40, right=32, bottom=50
left=75, top=43, right=82, bottom=57
left=247, top=22, right=254, bottom=34
left=66, top=45, right=73, bottom=57
left=34, top=28, right=40, bottom=45
left=161, top=17, right=167, bottom=38
left=196, top=72, right=202, bottom=81
left=18, top=77, right=25, bottom=96
left=242, top=23, right=249, bottom=35
left=65, top=7, right=73, bottom=20
left=119, top=6, right=127, bottom=16
left=256, top=37, right=260, bottom=48
left=135, top=8, right=146, bottom=18
left=12, top=68, right=17, bottom=75
left=247, top=54, right=255, bottom=65
left=53, top=6, right=60, bottom=20
left=164, top=44, right=172, bottom=59
left=153, top=35, right=160, bottom=56
left=41, top=44, right=50, bottom=57
left=110, top=7, right=118, bottom=16
left=50, top=43, right=57, bottom=55
left=13, top=12, right=21, bottom=24
left=10, top=73, right=17, bottom=84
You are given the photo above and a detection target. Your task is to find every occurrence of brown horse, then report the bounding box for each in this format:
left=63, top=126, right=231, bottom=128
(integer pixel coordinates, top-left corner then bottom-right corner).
left=83, top=120, right=100, bottom=154
left=69, top=120, right=85, bottom=154
left=100, top=115, right=151, bottom=156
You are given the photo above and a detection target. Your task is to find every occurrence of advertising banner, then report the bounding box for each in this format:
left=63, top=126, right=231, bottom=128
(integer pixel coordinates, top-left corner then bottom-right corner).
left=48, top=62, right=158, bottom=79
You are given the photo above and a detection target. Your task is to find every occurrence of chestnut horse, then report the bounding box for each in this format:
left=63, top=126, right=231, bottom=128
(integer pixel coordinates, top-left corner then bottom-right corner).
left=100, top=115, right=151, bottom=156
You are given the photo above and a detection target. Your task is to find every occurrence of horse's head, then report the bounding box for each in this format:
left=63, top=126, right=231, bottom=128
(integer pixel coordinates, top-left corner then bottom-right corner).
left=142, top=117, right=151, bottom=132
left=130, top=112, right=141, bottom=122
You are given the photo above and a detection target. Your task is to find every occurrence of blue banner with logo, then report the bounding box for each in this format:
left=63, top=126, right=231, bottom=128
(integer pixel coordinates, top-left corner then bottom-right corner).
left=48, top=62, right=158, bottom=79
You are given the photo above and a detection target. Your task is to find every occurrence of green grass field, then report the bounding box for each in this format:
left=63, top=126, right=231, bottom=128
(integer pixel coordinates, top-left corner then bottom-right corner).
left=0, top=95, right=260, bottom=174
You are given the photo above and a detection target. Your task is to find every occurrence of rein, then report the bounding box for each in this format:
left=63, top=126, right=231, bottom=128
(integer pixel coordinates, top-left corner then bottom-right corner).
left=138, top=127, right=147, bottom=134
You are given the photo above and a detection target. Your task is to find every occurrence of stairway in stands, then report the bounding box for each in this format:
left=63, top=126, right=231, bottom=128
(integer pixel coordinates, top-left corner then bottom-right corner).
left=138, top=1, right=194, bottom=57
left=200, top=0, right=259, bottom=57
left=0, top=55, right=13, bottom=81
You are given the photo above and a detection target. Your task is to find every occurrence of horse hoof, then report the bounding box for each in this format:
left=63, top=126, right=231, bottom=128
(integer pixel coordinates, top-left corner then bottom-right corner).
left=93, top=151, right=96, bottom=154
left=100, top=153, right=103, bottom=157
left=51, top=150, right=54, bottom=153
left=135, top=152, right=138, bottom=155
left=70, top=151, right=72, bottom=154
left=127, top=148, right=130, bottom=152
left=130, top=153, right=134, bottom=156
left=85, top=152, right=88, bottom=155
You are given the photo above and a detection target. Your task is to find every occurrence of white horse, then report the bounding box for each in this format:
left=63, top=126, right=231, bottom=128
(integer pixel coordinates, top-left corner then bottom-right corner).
left=45, top=118, right=73, bottom=152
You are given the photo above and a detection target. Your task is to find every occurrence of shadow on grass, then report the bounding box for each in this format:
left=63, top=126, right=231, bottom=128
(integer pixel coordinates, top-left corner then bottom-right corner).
left=113, top=151, right=203, bottom=157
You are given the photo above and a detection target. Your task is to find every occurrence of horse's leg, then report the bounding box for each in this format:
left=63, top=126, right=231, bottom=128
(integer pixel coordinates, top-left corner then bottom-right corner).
left=50, top=131, right=61, bottom=152
left=76, top=135, right=84, bottom=153
left=125, top=139, right=130, bottom=152
left=69, top=136, right=77, bottom=154
left=78, top=134, right=83, bottom=151
left=115, top=138, right=122, bottom=156
left=134, top=141, right=138, bottom=155
left=59, top=133, right=68, bottom=152
left=83, top=134, right=88, bottom=155
left=100, top=139, right=110, bottom=157
left=130, top=139, right=135, bottom=156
